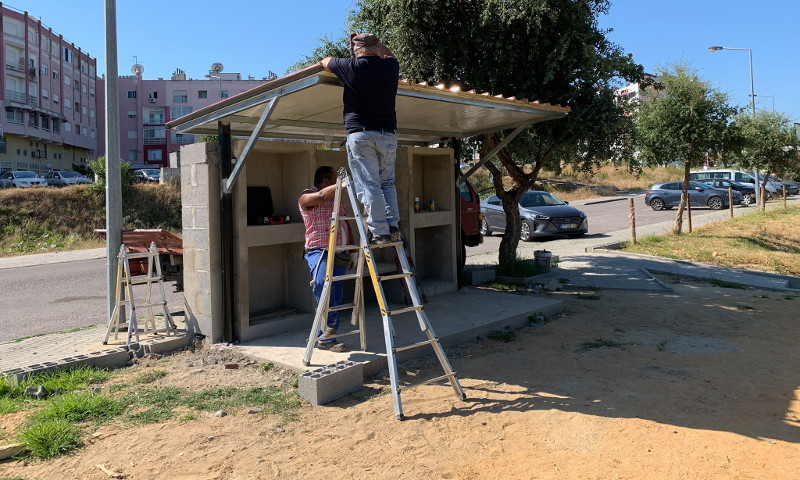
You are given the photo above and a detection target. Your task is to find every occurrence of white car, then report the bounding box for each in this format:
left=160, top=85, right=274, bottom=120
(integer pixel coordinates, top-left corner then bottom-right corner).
left=0, top=170, right=47, bottom=188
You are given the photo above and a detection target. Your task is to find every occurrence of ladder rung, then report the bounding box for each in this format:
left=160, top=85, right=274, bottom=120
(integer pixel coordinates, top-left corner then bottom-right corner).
left=387, top=305, right=423, bottom=316
left=334, top=244, right=362, bottom=252
left=331, top=273, right=360, bottom=282
left=377, top=272, right=412, bottom=281
left=399, top=373, right=456, bottom=391
left=119, top=301, right=167, bottom=308
left=338, top=216, right=358, bottom=221
left=328, top=329, right=362, bottom=338
left=328, top=302, right=357, bottom=312
left=368, top=240, right=403, bottom=249
left=394, top=338, right=438, bottom=353
left=125, top=275, right=163, bottom=284
left=125, top=252, right=159, bottom=260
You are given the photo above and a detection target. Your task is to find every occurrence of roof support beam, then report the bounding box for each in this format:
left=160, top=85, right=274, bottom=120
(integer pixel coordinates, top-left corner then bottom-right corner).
left=222, top=97, right=279, bottom=195
left=459, top=125, right=527, bottom=181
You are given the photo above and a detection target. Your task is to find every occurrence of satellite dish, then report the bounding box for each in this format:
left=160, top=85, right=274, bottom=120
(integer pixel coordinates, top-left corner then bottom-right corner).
left=211, top=62, right=224, bottom=74
left=131, top=63, right=144, bottom=75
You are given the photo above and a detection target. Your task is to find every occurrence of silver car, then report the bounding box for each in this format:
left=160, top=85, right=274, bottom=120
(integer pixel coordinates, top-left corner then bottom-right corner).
left=43, top=170, right=92, bottom=187
left=0, top=170, right=47, bottom=188
left=644, top=181, right=742, bottom=211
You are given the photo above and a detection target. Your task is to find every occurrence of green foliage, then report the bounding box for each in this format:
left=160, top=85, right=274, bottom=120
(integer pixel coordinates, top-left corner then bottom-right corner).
left=351, top=0, right=645, bottom=270
left=0, top=397, right=21, bottom=415
left=17, top=418, right=82, bottom=460
left=131, top=370, right=168, bottom=385
left=487, top=327, right=516, bottom=343
left=710, top=278, right=746, bottom=290
left=286, top=36, right=351, bottom=73
left=31, top=392, right=121, bottom=425
left=734, top=110, right=797, bottom=178
left=87, top=156, right=134, bottom=196
left=12, top=366, right=109, bottom=398
left=199, top=134, right=218, bottom=142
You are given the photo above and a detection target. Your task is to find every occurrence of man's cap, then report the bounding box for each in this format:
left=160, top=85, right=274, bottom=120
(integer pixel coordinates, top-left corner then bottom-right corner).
left=351, top=33, right=380, bottom=49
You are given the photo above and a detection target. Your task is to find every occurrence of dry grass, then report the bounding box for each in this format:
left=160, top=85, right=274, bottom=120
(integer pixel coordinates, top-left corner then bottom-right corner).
left=621, top=206, right=800, bottom=276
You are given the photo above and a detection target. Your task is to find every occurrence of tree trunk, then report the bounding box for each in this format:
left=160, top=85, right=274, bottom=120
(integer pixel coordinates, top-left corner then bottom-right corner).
left=498, top=197, right=521, bottom=270
left=672, top=162, right=692, bottom=234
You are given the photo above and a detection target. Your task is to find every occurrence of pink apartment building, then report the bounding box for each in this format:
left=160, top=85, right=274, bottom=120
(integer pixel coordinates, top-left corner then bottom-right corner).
left=0, top=3, right=99, bottom=173
left=107, top=68, right=271, bottom=167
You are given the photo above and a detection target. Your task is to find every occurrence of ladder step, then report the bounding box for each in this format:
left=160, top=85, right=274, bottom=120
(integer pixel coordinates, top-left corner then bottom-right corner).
left=331, top=273, right=360, bottom=282
left=387, top=305, right=423, bottom=316
left=394, top=338, right=437, bottom=353
left=328, top=302, right=357, bottom=312
left=377, top=272, right=412, bottom=281
left=125, top=252, right=159, bottom=260
left=119, top=300, right=167, bottom=308
left=334, top=244, right=362, bottom=252
left=368, top=240, right=403, bottom=249
left=125, top=275, right=163, bottom=284
left=399, top=373, right=457, bottom=391
left=338, top=216, right=358, bottom=221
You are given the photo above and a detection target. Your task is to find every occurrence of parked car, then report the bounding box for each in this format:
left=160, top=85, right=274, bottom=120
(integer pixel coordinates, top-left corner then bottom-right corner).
left=644, top=181, right=742, bottom=211
left=769, top=176, right=800, bottom=196
left=479, top=190, right=588, bottom=241
left=43, top=170, right=92, bottom=187
left=690, top=168, right=783, bottom=195
left=696, top=178, right=755, bottom=206
left=132, top=168, right=160, bottom=184
left=0, top=170, right=47, bottom=188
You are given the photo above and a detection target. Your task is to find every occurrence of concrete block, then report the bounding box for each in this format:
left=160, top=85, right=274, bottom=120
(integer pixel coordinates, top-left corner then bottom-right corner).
left=193, top=206, right=210, bottom=229
left=466, top=268, right=496, bottom=285
left=299, top=360, right=364, bottom=405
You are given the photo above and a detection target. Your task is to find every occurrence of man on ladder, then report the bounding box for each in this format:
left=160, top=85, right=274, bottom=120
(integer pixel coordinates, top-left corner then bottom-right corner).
left=322, top=32, right=401, bottom=245
left=299, top=166, right=355, bottom=353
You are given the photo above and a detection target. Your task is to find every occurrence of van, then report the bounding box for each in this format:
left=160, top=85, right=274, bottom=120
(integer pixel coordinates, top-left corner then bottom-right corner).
left=690, top=169, right=782, bottom=194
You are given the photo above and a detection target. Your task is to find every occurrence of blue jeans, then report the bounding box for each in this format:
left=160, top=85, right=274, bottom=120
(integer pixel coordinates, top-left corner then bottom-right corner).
left=346, top=130, right=399, bottom=237
left=304, top=249, right=345, bottom=343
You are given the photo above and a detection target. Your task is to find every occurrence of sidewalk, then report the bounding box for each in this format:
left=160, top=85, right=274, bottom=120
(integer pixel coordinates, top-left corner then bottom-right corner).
left=2, top=197, right=799, bottom=378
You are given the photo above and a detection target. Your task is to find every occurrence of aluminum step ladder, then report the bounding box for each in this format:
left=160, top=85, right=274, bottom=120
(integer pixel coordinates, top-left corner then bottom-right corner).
left=302, top=168, right=466, bottom=420
left=103, top=242, right=176, bottom=346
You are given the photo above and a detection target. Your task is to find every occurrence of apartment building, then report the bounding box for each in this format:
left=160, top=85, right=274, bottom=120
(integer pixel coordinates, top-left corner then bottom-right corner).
left=0, top=4, right=98, bottom=173
left=108, top=68, right=272, bottom=167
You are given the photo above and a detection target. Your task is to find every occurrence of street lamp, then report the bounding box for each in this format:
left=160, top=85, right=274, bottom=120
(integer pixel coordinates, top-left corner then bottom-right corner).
left=752, top=94, right=774, bottom=112
left=709, top=45, right=761, bottom=205
left=206, top=73, right=223, bottom=99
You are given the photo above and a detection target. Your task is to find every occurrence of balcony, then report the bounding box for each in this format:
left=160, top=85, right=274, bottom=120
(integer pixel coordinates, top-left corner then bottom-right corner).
left=5, top=62, right=24, bottom=73
left=28, top=95, right=38, bottom=106
left=143, top=137, right=166, bottom=145
left=6, top=90, right=26, bottom=102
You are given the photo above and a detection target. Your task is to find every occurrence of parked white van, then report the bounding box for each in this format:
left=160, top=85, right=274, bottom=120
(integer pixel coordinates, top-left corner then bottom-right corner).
left=689, top=169, right=782, bottom=194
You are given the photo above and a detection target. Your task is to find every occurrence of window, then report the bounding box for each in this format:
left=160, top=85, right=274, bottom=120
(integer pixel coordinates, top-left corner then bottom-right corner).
left=172, top=132, right=195, bottom=144
left=127, top=90, right=137, bottom=99
left=53, top=93, right=59, bottom=104
left=127, top=130, right=138, bottom=139
left=127, top=110, right=137, bottom=118
left=3, top=18, right=22, bottom=37
left=40, top=65, right=48, bottom=76
left=52, top=119, right=60, bottom=133
left=90, top=108, right=95, bottom=118
left=82, top=83, right=87, bottom=94
left=42, top=88, right=49, bottom=100
left=65, top=98, right=72, bottom=109
left=29, top=112, right=38, bottom=128
left=64, top=75, right=71, bottom=87
left=90, top=87, right=95, bottom=97
left=64, top=122, right=72, bottom=133
left=90, top=129, right=96, bottom=139
left=220, top=90, right=229, bottom=98
left=41, top=116, right=49, bottom=131
left=127, top=150, right=138, bottom=161
left=172, top=90, right=188, bottom=103
left=75, top=101, right=80, bottom=111
left=81, top=105, right=87, bottom=115
left=75, top=125, right=80, bottom=135
left=198, top=90, right=208, bottom=99
left=147, top=150, right=163, bottom=161
left=52, top=69, right=59, bottom=80
left=170, top=106, right=193, bottom=120
left=0, top=137, right=5, bottom=154
left=148, top=91, right=158, bottom=100
left=5, top=108, right=23, bottom=124
left=147, top=111, right=165, bottom=123
left=63, top=48, right=73, bottom=64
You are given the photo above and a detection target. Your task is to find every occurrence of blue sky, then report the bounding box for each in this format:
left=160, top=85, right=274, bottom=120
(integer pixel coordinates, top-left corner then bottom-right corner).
left=9, top=0, right=800, bottom=119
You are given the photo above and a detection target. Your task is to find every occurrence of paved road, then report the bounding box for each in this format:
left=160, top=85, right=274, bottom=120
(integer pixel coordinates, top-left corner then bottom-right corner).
left=0, top=257, right=184, bottom=343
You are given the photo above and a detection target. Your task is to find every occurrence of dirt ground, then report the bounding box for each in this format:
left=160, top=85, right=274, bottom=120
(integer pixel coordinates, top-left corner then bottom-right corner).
left=2, top=278, right=799, bottom=479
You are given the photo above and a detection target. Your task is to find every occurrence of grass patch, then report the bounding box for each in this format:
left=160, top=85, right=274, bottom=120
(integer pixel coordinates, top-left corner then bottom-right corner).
left=737, top=304, right=755, bottom=310
left=17, top=418, right=83, bottom=460
left=621, top=207, right=800, bottom=276
left=31, top=392, right=121, bottom=425
left=0, top=396, right=22, bottom=415
left=481, top=281, right=528, bottom=292
left=487, top=327, right=516, bottom=343
left=496, top=259, right=544, bottom=278
left=577, top=338, right=626, bottom=352
left=131, top=370, right=168, bottom=385
left=0, top=366, right=109, bottom=404
left=710, top=278, right=746, bottom=289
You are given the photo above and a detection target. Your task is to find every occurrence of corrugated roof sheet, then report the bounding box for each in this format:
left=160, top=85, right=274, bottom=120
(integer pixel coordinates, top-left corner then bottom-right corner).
left=166, top=64, right=569, bottom=145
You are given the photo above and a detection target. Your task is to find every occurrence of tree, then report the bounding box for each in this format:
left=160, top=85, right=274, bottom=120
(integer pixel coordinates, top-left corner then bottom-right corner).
left=285, top=36, right=351, bottom=74
left=348, top=0, right=644, bottom=270
left=633, top=63, right=737, bottom=233
left=733, top=110, right=796, bottom=208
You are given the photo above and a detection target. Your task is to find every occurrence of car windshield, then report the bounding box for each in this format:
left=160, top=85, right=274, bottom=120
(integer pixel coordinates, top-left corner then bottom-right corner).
left=519, top=192, right=566, bottom=208
left=142, top=169, right=159, bottom=175
left=15, top=171, right=36, bottom=178
left=60, top=171, right=81, bottom=178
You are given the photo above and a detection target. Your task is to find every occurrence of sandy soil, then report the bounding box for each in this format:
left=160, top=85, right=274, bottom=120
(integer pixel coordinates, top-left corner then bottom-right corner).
left=2, top=278, right=799, bottom=479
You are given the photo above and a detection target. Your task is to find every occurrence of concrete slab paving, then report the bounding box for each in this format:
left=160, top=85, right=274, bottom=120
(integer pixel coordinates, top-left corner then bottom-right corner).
left=236, top=288, right=564, bottom=377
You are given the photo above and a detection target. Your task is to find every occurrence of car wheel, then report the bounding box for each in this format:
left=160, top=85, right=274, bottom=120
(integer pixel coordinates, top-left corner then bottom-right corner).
left=708, top=196, right=723, bottom=210
left=520, top=220, right=533, bottom=242
left=480, top=219, right=491, bottom=236
left=650, top=198, right=665, bottom=211
left=741, top=194, right=753, bottom=206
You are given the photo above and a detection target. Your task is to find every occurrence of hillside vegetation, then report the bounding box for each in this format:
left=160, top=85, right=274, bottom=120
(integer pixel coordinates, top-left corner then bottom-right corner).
left=0, top=184, right=181, bottom=256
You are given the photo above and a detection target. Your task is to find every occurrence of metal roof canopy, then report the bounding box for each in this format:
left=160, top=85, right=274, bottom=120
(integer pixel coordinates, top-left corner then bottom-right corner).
left=166, top=64, right=569, bottom=192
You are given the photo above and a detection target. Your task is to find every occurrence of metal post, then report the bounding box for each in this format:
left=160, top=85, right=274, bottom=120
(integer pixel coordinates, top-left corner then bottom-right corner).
left=218, top=122, right=235, bottom=343
left=104, top=0, right=123, bottom=319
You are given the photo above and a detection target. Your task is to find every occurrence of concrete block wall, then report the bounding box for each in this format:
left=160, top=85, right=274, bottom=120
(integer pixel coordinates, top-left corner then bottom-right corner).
left=179, top=142, right=223, bottom=342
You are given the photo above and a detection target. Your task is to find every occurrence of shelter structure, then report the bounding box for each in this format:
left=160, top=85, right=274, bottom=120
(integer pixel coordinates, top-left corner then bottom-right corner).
left=167, top=64, right=569, bottom=344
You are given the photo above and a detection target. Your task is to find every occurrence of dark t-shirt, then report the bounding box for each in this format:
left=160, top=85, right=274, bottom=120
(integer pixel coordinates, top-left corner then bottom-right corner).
left=327, top=55, right=399, bottom=134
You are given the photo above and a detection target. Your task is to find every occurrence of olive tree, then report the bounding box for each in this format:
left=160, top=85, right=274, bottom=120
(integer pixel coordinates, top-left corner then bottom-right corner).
left=633, top=63, right=737, bottom=233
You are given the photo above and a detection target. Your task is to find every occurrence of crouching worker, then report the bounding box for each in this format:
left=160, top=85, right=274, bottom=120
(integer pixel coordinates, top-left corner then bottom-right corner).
left=299, top=166, right=354, bottom=352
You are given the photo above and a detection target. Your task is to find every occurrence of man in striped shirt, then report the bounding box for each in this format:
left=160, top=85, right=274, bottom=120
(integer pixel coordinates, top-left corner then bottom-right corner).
left=299, top=166, right=353, bottom=352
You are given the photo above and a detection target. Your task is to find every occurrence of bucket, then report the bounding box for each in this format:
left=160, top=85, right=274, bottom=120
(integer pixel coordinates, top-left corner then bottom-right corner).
left=534, top=250, right=552, bottom=272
